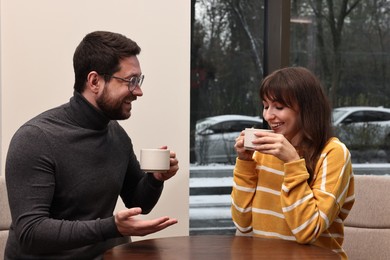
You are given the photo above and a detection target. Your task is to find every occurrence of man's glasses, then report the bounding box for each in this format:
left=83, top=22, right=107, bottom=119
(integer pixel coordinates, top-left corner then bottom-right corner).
left=106, top=74, right=145, bottom=92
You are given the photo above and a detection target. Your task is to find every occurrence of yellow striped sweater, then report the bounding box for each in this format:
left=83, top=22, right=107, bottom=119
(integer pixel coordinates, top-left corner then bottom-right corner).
left=231, top=137, right=354, bottom=259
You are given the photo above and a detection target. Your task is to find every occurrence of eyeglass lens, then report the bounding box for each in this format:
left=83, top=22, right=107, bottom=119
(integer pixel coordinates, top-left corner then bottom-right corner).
left=128, top=75, right=144, bottom=91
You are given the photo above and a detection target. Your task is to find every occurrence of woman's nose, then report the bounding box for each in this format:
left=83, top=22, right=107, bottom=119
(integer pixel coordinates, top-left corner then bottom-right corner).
left=263, top=109, right=274, bottom=121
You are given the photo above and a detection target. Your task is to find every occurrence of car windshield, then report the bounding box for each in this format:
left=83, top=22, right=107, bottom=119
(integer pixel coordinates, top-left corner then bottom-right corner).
left=195, top=118, right=216, bottom=133
left=332, top=109, right=349, bottom=123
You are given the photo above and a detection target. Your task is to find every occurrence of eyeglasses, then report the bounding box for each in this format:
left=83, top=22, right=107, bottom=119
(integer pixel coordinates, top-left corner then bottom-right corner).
left=106, top=74, right=145, bottom=92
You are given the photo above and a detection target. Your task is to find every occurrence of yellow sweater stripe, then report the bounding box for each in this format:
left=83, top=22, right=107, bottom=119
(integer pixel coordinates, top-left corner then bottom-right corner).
left=282, top=193, right=313, bottom=213
left=253, top=230, right=296, bottom=241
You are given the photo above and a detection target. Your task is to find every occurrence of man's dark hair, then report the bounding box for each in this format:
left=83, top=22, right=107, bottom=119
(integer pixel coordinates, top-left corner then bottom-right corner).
left=73, top=31, right=141, bottom=92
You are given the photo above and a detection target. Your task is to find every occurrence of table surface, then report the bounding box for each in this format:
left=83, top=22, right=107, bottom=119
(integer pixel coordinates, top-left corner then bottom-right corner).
left=104, top=235, right=340, bottom=259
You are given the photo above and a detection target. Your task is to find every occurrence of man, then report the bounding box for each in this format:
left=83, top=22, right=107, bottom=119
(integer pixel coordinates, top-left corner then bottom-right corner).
left=4, top=31, right=179, bottom=259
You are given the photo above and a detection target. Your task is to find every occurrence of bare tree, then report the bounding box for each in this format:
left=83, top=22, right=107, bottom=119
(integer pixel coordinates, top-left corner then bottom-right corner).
left=309, top=0, right=361, bottom=105
left=227, top=0, right=264, bottom=77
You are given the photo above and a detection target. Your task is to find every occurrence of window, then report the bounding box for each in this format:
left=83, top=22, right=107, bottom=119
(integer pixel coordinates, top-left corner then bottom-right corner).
left=291, top=0, right=390, bottom=163
left=346, top=111, right=390, bottom=123
left=190, top=0, right=390, bottom=236
left=191, top=0, right=266, bottom=163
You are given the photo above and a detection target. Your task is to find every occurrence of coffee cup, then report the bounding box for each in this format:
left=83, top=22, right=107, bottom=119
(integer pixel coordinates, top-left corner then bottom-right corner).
left=244, top=128, right=274, bottom=150
left=140, top=149, right=170, bottom=172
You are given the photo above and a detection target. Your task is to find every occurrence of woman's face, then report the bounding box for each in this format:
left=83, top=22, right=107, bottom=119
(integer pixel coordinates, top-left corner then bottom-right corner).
left=262, top=97, right=302, bottom=146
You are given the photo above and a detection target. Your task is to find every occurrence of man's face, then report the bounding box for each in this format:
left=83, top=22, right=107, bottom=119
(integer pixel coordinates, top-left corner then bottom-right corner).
left=96, top=56, right=143, bottom=120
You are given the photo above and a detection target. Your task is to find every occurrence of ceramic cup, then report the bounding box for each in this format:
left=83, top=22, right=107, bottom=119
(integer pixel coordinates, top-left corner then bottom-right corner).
left=140, top=149, right=170, bottom=172
left=244, top=128, right=274, bottom=150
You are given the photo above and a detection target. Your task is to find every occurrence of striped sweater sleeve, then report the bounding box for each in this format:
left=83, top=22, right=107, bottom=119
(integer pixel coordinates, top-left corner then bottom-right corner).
left=281, top=139, right=354, bottom=244
left=231, top=159, right=258, bottom=233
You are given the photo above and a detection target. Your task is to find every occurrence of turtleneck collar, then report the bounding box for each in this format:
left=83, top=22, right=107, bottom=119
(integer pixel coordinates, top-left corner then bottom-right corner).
left=67, top=91, right=111, bottom=130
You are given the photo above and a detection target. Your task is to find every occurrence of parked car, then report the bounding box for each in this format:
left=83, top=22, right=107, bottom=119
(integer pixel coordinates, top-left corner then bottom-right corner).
left=194, top=115, right=263, bottom=164
left=332, top=106, right=390, bottom=150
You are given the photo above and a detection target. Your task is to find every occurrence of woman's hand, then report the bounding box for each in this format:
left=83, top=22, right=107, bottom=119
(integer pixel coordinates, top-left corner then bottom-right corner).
left=234, top=131, right=255, bottom=161
left=251, top=131, right=300, bottom=163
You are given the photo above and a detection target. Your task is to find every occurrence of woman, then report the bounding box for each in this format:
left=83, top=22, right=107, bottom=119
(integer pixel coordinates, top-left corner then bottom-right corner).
left=231, top=67, right=354, bottom=259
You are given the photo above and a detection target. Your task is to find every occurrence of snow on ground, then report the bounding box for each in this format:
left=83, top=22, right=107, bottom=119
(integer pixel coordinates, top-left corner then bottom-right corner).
left=190, top=177, right=233, bottom=187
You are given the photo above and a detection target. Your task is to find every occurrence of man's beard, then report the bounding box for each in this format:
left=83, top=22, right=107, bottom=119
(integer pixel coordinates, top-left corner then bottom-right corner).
left=96, top=88, right=130, bottom=120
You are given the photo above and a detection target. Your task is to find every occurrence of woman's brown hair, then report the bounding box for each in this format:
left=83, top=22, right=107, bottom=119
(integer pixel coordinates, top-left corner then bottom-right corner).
left=259, top=67, right=333, bottom=181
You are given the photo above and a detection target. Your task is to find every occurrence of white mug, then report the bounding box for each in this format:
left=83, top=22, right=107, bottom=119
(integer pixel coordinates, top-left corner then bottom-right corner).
left=140, top=149, right=170, bottom=172
left=244, top=128, right=274, bottom=150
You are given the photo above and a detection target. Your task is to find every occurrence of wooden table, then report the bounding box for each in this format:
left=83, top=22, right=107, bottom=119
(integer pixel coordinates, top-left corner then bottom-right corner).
left=104, top=235, right=340, bottom=259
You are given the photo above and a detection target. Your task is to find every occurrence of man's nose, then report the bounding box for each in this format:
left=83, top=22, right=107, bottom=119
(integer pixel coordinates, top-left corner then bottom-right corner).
left=131, top=85, right=143, bottom=96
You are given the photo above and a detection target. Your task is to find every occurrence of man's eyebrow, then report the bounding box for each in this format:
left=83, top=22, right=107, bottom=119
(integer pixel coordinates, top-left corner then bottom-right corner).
left=125, top=73, right=141, bottom=78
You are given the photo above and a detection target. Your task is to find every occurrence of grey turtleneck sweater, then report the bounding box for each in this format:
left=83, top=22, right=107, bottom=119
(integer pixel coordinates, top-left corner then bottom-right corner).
left=5, top=92, right=164, bottom=259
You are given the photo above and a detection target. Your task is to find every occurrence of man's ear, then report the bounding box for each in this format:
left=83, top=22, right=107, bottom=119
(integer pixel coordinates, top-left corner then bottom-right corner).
left=86, top=71, right=101, bottom=94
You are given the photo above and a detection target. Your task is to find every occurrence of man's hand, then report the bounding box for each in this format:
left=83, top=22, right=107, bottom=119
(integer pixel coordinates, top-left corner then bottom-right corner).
left=153, top=146, right=179, bottom=181
left=114, top=207, right=178, bottom=236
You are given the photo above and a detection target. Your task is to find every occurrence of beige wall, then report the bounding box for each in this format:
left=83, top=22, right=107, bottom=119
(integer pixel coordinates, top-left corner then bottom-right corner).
left=0, top=0, right=190, bottom=240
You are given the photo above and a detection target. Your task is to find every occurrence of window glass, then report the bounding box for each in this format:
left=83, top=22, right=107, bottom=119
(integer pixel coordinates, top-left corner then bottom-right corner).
left=191, top=0, right=265, bottom=164
left=190, top=0, right=389, bottom=236
left=345, top=112, right=365, bottom=123
left=290, top=0, right=390, bottom=164
left=369, top=111, right=390, bottom=122
left=190, top=0, right=265, bottom=235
